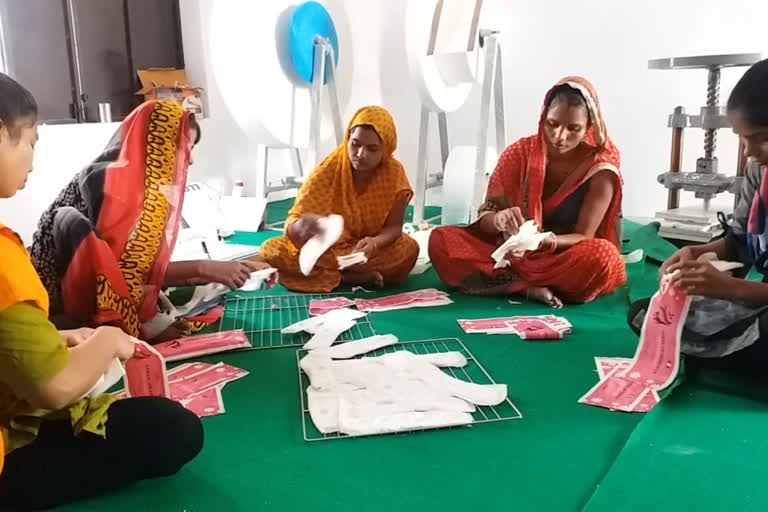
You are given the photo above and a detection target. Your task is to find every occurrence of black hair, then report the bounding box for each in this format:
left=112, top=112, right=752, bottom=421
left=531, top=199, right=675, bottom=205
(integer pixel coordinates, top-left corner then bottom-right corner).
left=727, top=58, right=768, bottom=127
left=545, top=83, right=590, bottom=122
left=0, top=73, right=37, bottom=139
left=188, top=113, right=202, bottom=144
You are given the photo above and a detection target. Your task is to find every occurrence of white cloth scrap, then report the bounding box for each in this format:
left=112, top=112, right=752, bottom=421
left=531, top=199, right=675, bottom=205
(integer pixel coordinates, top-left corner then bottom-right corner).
left=303, top=317, right=358, bottom=350
left=337, top=252, right=368, bottom=270
left=282, top=308, right=366, bottom=335
left=315, top=334, right=399, bottom=359
left=239, top=268, right=278, bottom=291
left=300, top=214, right=344, bottom=276
left=302, top=348, right=507, bottom=436
left=491, top=220, right=552, bottom=269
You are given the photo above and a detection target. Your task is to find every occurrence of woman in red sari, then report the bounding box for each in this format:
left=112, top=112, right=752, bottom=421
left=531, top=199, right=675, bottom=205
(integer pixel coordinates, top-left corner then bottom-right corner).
left=30, top=101, right=273, bottom=341
left=429, top=77, right=625, bottom=307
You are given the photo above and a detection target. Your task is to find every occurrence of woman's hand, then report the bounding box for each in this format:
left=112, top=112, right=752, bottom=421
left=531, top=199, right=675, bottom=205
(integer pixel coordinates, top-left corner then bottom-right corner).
left=537, top=233, right=558, bottom=253
left=248, top=260, right=279, bottom=289
left=353, top=237, right=378, bottom=260
left=111, top=328, right=138, bottom=361
left=288, top=214, right=322, bottom=248
left=659, top=246, right=698, bottom=276
left=493, top=207, right=526, bottom=236
left=667, top=260, right=738, bottom=299
left=60, top=327, right=96, bottom=347
left=200, top=260, right=266, bottom=289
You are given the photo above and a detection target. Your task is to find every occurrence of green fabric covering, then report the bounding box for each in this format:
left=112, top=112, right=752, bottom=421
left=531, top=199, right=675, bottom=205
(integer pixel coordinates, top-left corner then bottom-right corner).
left=622, top=220, right=677, bottom=263
left=61, top=267, right=644, bottom=512
left=583, top=372, right=768, bottom=512
left=57, top=216, right=767, bottom=512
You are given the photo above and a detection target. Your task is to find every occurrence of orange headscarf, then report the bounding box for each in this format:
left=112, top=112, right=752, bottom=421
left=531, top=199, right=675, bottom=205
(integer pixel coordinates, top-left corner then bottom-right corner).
left=286, top=106, right=412, bottom=243
left=485, top=77, right=622, bottom=245
left=0, top=223, right=49, bottom=315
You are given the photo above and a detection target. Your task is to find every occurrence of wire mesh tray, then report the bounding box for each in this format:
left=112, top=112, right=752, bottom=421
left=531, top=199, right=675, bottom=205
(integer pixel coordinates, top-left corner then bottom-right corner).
left=218, top=293, right=376, bottom=350
left=297, top=338, right=522, bottom=441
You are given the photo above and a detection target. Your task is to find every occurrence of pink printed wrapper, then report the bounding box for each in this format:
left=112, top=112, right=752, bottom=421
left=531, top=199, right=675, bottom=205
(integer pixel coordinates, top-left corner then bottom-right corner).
left=595, top=357, right=632, bottom=380
left=458, top=316, right=571, bottom=340
left=354, top=289, right=449, bottom=311
left=153, top=330, right=252, bottom=362
left=168, top=362, right=214, bottom=382
left=125, top=341, right=169, bottom=398
left=459, top=318, right=515, bottom=332
left=180, top=385, right=226, bottom=417
left=506, top=318, right=564, bottom=340
left=579, top=367, right=648, bottom=412
left=632, top=388, right=660, bottom=413
left=309, top=297, right=355, bottom=316
left=620, top=277, right=691, bottom=389
left=169, top=363, right=249, bottom=401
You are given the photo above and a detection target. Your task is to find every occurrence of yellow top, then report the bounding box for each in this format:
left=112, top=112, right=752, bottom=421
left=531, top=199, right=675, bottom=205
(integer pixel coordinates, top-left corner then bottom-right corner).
left=0, top=223, right=117, bottom=455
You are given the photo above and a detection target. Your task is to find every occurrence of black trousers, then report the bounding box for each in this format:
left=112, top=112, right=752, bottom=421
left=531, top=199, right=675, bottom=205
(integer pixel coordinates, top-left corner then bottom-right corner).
left=0, top=397, right=203, bottom=511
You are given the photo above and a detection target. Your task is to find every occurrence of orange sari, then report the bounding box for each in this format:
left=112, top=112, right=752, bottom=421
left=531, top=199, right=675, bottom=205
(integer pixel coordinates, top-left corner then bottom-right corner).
left=260, top=106, right=419, bottom=292
left=429, top=77, right=626, bottom=303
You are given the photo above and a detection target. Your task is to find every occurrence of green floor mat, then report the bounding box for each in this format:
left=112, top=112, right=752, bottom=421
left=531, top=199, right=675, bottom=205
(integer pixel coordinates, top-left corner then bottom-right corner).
left=622, top=220, right=677, bottom=263
left=59, top=264, right=648, bottom=512
left=583, top=373, right=768, bottom=512
left=57, top=218, right=695, bottom=511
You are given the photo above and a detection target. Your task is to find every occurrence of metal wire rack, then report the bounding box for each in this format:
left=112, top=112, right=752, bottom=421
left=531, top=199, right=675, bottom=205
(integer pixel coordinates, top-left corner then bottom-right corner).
left=297, top=338, right=522, bottom=441
left=217, top=293, right=376, bottom=349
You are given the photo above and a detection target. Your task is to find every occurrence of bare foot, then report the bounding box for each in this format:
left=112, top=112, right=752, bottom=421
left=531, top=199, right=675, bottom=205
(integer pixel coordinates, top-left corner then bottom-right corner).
left=524, top=286, right=563, bottom=308
left=152, top=318, right=191, bottom=343
left=341, top=270, right=384, bottom=289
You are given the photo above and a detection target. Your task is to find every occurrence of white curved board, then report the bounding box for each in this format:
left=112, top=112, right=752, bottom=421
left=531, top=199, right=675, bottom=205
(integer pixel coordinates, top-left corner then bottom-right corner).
left=208, top=0, right=354, bottom=147
left=405, top=0, right=482, bottom=113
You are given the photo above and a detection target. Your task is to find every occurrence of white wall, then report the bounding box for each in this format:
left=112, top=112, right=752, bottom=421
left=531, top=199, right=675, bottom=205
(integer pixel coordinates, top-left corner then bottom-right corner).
left=2, top=0, right=766, bottom=243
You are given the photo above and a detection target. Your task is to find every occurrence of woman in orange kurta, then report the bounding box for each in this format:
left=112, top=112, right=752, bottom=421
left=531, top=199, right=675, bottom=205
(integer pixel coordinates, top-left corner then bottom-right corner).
left=260, top=106, right=419, bottom=292
left=429, top=77, right=626, bottom=307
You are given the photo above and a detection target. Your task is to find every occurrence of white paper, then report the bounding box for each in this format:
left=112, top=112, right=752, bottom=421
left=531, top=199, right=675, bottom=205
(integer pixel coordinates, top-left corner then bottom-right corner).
left=299, top=214, right=344, bottom=276
left=622, top=249, right=644, bottom=264
left=82, top=358, right=125, bottom=399
left=220, top=196, right=267, bottom=233
left=239, top=268, right=277, bottom=291
left=491, top=220, right=552, bottom=269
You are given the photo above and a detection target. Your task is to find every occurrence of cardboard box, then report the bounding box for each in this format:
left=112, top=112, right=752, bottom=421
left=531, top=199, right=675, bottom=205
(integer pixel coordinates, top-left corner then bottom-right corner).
left=136, top=68, right=204, bottom=117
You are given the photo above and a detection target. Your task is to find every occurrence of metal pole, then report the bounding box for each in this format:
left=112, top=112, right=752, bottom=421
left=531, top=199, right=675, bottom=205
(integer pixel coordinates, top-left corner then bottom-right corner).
left=413, top=106, right=431, bottom=224
left=437, top=112, right=449, bottom=172
left=704, top=67, right=721, bottom=159
left=324, top=40, right=343, bottom=145
left=307, top=39, right=325, bottom=169
left=65, top=0, right=86, bottom=122
left=668, top=106, right=685, bottom=210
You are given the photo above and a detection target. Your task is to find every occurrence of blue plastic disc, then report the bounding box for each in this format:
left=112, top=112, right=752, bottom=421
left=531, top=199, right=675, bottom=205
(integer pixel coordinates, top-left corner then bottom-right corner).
left=289, top=1, right=339, bottom=85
